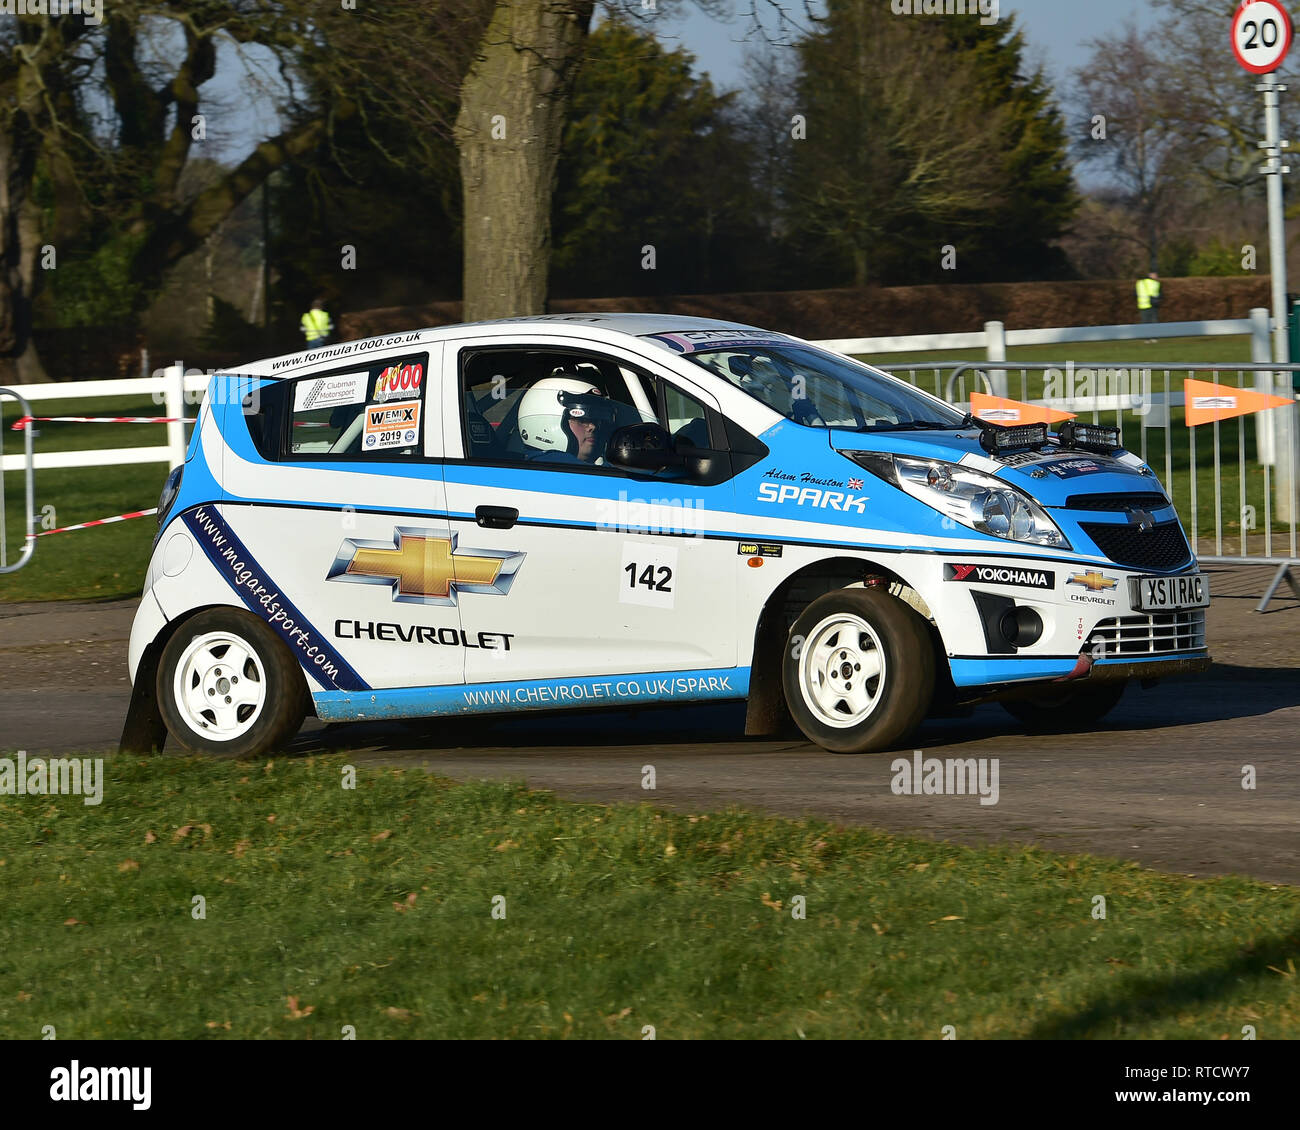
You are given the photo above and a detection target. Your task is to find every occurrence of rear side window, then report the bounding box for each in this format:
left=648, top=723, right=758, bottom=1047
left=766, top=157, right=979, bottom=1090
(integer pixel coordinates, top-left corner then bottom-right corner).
left=244, top=353, right=430, bottom=461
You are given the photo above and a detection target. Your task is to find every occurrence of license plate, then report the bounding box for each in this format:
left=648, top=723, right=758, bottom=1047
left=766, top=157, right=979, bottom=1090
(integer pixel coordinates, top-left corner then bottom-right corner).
left=1131, top=572, right=1210, bottom=611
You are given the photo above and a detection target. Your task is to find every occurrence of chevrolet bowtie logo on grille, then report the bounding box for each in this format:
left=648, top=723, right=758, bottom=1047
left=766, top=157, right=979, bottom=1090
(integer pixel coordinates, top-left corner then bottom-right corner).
left=1126, top=508, right=1156, bottom=531
left=1067, top=571, right=1118, bottom=593
left=328, top=528, right=525, bottom=606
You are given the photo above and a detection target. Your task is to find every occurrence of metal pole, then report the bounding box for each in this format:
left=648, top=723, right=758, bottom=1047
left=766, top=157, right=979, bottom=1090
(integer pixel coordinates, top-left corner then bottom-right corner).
left=1261, top=71, right=1299, bottom=524
left=1262, top=72, right=1289, bottom=364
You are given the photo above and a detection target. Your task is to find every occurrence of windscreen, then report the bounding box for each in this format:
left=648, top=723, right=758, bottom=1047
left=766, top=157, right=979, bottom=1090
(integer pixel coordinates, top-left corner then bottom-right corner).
left=678, top=343, right=968, bottom=431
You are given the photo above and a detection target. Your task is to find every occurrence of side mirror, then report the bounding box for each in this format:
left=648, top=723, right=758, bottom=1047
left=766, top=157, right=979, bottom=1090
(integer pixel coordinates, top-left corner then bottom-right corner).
left=606, top=423, right=684, bottom=472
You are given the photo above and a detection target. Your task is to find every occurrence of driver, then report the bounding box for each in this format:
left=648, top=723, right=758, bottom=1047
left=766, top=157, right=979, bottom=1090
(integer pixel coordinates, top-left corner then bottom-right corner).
left=517, top=376, right=617, bottom=464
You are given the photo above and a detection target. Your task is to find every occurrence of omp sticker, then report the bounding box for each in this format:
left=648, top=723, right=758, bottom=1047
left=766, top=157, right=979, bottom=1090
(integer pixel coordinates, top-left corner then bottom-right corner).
left=620, top=542, right=677, bottom=610
left=294, top=371, right=368, bottom=412
left=363, top=399, right=420, bottom=450
left=373, top=361, right=424, bottom=402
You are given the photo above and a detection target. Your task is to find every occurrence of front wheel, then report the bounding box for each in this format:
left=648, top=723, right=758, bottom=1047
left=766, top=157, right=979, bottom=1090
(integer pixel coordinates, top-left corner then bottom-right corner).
left=781, top=588, right=935, bottom=754
left=157, top=607, right=307, bottom=757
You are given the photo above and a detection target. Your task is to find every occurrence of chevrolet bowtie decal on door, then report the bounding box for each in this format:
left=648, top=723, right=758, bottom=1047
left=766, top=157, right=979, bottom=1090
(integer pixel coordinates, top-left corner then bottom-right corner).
left=327, top=528, right=525, bottom=606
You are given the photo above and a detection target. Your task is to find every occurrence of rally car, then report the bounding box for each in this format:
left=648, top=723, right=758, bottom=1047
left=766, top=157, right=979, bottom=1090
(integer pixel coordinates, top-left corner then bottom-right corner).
left=121, top=314, right=1210, bottom=757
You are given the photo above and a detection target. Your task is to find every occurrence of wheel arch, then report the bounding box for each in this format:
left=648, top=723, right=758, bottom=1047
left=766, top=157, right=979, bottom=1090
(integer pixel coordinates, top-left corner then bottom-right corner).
left=744, top=555, right=939, bottom=737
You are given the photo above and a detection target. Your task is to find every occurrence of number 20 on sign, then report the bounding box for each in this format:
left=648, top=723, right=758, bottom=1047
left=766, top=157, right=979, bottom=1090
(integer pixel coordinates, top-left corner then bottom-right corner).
left=1232, top=0, right=1293, bottom=75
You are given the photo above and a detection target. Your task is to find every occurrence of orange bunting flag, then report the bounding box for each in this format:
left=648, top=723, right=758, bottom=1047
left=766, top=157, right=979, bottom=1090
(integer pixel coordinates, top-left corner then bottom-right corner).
left=970, top=392, right=1076, bottom=426
left=1183, top=379, right=1293, bottom=427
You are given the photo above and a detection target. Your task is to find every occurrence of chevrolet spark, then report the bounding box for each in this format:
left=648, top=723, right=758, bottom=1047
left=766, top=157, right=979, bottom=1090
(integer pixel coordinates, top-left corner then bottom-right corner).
left=123, top=314, right=1210, bottom=757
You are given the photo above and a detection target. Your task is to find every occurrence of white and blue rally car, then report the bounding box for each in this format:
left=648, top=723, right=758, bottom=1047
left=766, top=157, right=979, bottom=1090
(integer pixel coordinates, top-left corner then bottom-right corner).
left=122, top=314, right=1210, bottom=757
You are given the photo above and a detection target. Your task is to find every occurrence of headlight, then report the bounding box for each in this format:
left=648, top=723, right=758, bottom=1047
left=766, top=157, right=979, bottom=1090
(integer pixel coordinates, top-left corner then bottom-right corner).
left=850, top=453, right=1070, bottom=549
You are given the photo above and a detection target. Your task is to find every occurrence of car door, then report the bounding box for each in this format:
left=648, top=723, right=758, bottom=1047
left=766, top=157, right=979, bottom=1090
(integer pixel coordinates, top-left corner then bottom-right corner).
left=225, top=344, right=465, bottom=696
left=438, top=335, right=739, bottom=688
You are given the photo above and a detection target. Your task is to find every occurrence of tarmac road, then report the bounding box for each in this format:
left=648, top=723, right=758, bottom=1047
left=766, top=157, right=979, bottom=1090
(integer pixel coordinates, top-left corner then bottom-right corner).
left=1, top=564, right=1297, bottom=885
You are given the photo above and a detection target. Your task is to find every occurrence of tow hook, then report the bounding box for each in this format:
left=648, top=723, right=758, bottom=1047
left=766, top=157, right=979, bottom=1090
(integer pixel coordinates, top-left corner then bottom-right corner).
left=1055, top=652, right=1094, bottom=682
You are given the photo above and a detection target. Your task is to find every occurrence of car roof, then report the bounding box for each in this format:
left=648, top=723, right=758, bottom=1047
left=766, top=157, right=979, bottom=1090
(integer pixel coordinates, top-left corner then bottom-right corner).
left=226, top=313, right=778, bottom=379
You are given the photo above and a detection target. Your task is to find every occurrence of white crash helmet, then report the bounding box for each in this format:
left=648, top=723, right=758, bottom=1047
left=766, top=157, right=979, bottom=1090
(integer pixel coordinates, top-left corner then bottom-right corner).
left=517, top=376, right=609, bottom=456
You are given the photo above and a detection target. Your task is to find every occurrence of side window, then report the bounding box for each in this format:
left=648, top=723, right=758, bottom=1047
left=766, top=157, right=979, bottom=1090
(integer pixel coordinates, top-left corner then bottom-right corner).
left=459, top=348, right=656, bottom=469
left=284, top=353, right=428, bottom=459
left=660, top=382, right=712, bottom=449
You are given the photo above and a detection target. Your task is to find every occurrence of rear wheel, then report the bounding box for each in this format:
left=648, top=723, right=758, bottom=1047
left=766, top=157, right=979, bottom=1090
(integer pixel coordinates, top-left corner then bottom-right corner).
left=157, top=607, right=307, bottom=757
left=781, top=588, right=935, bottom=754
left=1000, top=680, right=1127, bottom=732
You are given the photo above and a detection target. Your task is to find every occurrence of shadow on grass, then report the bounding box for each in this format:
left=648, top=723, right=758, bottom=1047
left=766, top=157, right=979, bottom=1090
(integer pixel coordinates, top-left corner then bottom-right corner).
left=1028, top=924, right=1300, bottom=1039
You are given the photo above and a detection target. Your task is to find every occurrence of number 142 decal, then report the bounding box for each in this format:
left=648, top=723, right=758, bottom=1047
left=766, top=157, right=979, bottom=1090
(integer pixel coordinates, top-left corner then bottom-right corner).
left=624, top=562, right=673, bottom=592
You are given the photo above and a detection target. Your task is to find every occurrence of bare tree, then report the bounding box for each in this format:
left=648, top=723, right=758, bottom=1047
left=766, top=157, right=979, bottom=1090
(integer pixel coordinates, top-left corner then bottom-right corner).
left=1073, top=23, right=1185, bottom=272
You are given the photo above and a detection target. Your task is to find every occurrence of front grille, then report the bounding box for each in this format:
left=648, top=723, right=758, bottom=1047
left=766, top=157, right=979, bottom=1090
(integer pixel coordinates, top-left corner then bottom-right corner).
left=1086, top=610, right=1207, bottom=657
left=1065, top=491, right=1170, bottom=512
left=1079, top=520, right=1191, bottom=570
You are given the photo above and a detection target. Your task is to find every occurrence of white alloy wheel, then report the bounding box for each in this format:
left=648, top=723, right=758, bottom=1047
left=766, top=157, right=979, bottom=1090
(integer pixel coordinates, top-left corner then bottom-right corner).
left=171, top=630, right=268, bottom=741
left=798, top=612, right=887, bottom=729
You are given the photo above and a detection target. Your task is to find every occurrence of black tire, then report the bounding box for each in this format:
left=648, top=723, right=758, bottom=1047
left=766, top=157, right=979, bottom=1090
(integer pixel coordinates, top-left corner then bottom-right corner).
left=781, top=587, right=936, bottom=754
left=157, top=607, right=307, bottom=757
left=1000, top=679, right=1127, bottom=732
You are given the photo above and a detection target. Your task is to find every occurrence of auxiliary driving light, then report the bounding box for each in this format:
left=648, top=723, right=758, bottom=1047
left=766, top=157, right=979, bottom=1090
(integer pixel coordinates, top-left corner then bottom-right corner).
left=1058, top=420, right=1122, bottom=453
left=977, top=421, right=1048, bottom=455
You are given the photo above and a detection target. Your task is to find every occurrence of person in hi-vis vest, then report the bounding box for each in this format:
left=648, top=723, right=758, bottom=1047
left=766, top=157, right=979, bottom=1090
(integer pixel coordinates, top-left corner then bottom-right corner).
left=1136, top=272, right=1161, bottom=325
left=301, top=298, right=333, bottom=349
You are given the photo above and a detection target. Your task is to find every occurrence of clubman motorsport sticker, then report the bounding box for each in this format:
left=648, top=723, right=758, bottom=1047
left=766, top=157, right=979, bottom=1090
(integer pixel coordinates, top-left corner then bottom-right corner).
left=944, top=563, right=1055, bottom=590
left=294, top=371, right=367, bottom=411
left=363, top=399, right=420, bottom=449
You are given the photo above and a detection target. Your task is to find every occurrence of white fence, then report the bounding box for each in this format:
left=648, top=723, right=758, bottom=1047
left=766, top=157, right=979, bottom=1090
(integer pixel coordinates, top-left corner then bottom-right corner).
left=0, top=366, right=205, bottom=473
left=818, top=310, right=1265, bottom=358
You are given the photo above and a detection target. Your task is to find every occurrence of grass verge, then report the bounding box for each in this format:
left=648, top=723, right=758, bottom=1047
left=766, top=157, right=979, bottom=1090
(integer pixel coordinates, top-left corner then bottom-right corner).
left=0, top=754, right=1296, bottom=1039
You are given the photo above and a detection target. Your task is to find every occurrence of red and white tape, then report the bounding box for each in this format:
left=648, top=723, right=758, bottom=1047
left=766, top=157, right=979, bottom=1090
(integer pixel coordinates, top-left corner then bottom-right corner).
left=10, top=415, right=328, bottom=430
left=37, top=508, right=158, bottom=537
left=10, top=415, right=194, bottom=430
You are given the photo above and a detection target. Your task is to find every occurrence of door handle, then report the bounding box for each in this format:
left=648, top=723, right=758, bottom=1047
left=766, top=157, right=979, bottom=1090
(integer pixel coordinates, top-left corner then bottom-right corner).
left=475, top=505, right=518, bottom=530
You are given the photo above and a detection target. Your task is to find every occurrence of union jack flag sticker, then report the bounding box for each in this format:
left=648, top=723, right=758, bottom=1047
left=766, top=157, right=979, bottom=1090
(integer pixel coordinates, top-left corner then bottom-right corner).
left=848, top=478, right=863, bottom=489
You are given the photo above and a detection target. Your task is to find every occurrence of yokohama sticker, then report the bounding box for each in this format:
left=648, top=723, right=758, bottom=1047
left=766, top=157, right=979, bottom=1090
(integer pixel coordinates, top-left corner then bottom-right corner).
left=944, top=563, right=1055, bottom=590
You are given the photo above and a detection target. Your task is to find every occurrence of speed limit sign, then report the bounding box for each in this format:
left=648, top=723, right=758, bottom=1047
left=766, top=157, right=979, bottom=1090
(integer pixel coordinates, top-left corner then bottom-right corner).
left=1232, top=0, right=1293, bottom=74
